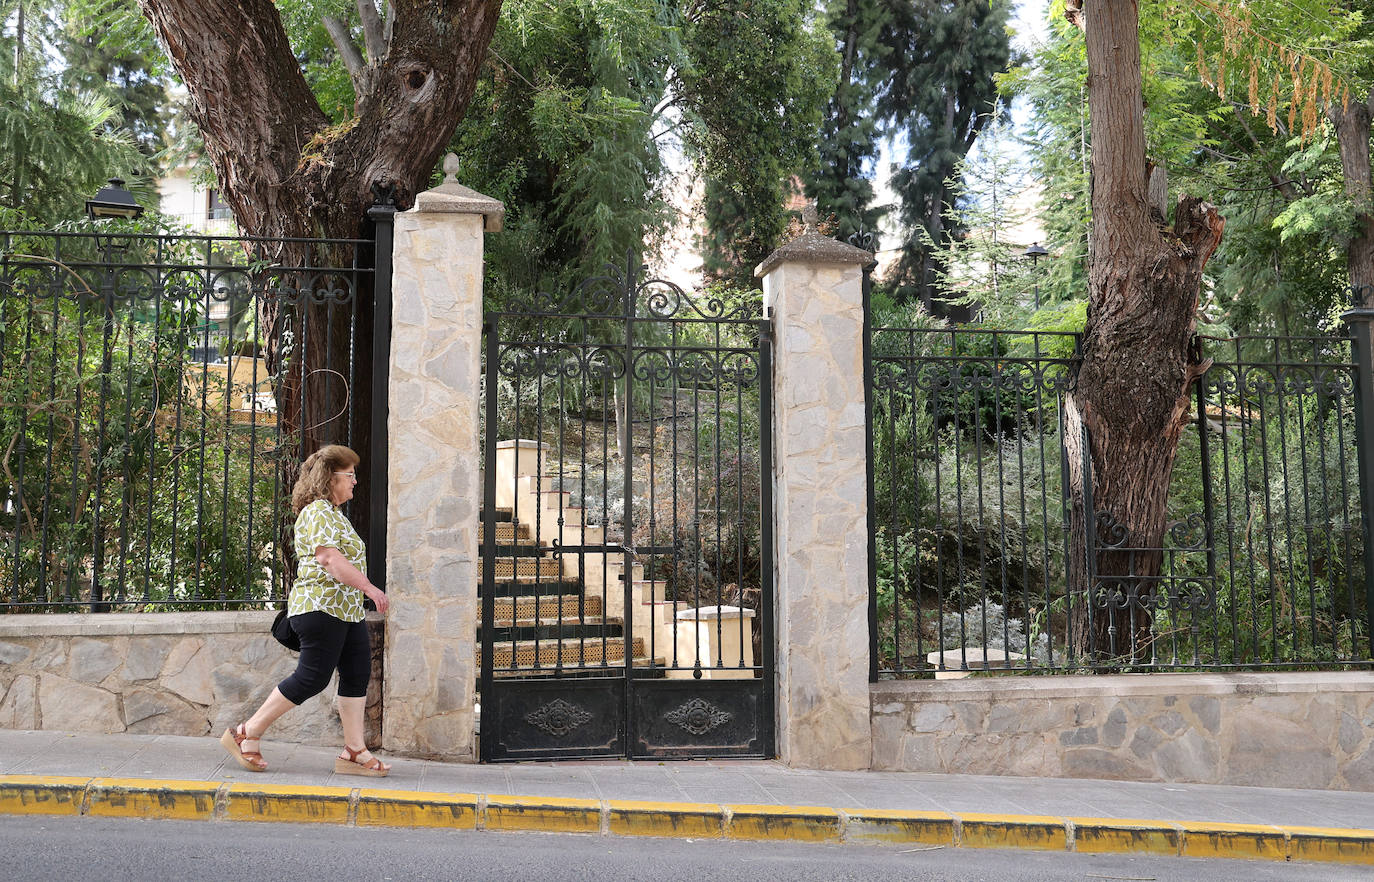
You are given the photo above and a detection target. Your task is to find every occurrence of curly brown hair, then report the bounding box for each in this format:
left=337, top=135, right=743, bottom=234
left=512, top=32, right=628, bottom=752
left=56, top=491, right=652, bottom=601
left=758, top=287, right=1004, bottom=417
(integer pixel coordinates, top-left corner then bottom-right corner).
left=291, top=444, right=360, bottom=514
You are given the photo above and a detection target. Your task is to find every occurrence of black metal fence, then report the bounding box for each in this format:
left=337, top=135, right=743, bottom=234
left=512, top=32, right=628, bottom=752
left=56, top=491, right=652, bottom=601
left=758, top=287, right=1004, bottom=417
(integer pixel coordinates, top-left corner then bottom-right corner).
left=867, top=324, right=1371, bottom=676
left=0, top=229, right=375, bottom=611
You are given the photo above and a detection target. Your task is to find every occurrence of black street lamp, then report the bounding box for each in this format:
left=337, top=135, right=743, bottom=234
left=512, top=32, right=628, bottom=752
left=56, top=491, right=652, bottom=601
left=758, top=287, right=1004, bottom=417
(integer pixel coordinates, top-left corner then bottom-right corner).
left=85, top=177, right=144, bottom=221
left=84, top=177, right=142, bottom=612
left=1023, top=241, right=1049, bottom=309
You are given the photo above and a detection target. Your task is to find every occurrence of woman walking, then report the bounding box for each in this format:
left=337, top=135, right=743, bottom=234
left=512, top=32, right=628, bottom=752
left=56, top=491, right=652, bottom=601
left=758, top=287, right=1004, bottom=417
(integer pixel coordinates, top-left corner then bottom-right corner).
left=220, top=444, right=391, bottom=777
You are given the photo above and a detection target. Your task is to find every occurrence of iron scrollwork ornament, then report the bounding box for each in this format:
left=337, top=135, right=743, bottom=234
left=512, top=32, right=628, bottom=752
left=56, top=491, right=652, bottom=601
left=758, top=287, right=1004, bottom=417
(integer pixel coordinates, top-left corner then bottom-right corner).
left=664, top=698, right=732, bottom=736
left=525, top=698, right=593, bottom=737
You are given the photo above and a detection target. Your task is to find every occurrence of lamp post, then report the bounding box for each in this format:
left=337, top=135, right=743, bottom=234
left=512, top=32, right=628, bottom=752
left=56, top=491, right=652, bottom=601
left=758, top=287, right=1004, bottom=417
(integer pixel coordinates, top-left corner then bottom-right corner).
left=85, top=178, right=145, bottom=221
left=84, top=177, right=142, bottom=612
left=1023, top=241, right=1049, bottom=309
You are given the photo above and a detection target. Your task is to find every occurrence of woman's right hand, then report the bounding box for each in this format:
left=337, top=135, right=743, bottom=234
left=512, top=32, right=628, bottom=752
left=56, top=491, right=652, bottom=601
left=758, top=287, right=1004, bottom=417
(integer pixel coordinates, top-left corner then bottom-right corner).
left=363, top=583, right=389, bottom=615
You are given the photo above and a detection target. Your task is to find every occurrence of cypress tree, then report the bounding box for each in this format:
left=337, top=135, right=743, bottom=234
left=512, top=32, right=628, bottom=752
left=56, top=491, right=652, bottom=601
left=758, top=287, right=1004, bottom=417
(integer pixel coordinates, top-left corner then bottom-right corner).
left=877, top=0, right=1012, bottom=309
left=806, top=0, right=890, bottom=245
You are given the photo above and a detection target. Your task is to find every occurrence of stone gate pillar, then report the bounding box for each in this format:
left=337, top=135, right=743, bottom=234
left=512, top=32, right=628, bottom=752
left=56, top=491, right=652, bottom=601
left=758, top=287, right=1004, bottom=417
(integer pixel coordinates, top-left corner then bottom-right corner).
left=756, top=211, right=875, bottom=770
left=382, top=157, right=502, bottom=758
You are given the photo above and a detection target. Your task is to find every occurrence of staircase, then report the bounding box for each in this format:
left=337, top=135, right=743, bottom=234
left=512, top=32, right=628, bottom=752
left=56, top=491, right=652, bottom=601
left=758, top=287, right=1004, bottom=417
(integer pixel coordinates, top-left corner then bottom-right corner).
left=477, top=502, right=663, bottom=679
left=480, top=439, right=758, bottom=685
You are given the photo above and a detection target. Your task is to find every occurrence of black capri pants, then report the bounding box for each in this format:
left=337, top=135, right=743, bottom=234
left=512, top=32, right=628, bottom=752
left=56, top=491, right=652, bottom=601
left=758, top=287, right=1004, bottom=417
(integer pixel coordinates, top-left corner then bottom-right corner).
left=278, top=611, right=371, bottom=705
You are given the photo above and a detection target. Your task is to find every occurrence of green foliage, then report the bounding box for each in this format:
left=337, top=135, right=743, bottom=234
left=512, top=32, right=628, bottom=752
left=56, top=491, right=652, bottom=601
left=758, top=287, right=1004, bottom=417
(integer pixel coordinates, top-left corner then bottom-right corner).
left=58, top=0, right=171, bottom=155
left=683, top=0, right=836, bottom=286
left=1018, top=0, right=1373, bottom=333
left=449, top=0, right=677, bottom=300
left=806, top=0, right=891, bottom=244
left=0, top=3, right=150, bottom=226
left=877, top=0, right=1014, bottom=304
left=924, top=114, right=1044, bottom=324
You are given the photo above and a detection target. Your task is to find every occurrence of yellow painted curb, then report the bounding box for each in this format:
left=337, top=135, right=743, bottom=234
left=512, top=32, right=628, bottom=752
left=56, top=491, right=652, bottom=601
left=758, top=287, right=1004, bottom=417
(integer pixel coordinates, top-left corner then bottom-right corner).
left=841, top=808, right=955, bottom=846
left=606, top=799, right=724, bottom=838
left=484, top=795, right=602, bottom=834
left=86, top=778, right=219, bottom=821
left=1282, top=825, right=1374, bottom=865
left=356, top=788, right=479, bottom=830
left=225, top=783, right=353, bottom=824
left=957, top=813, right=1068, bottom=851
left=1178, top=821, right=1287, bottom=861
left=2, top=771, right=1373, bottom=866
left=726, top=804, right=843, bottom=842
left=0, top=774, right=90, bottom=816
left=1069, top=816, right=1182, bottom=856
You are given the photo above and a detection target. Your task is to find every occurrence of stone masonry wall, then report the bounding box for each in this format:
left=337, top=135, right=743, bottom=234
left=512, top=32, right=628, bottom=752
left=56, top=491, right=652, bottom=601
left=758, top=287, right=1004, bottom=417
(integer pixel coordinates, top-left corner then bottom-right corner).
left=872, top=673, right=1374, bottom=791
left=0, top=612, right=383, bottom=747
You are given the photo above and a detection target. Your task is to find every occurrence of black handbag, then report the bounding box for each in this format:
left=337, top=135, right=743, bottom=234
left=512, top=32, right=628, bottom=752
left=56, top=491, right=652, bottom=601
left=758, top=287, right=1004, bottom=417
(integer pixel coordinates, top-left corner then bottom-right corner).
left=271, top=607, right=301, bottom=652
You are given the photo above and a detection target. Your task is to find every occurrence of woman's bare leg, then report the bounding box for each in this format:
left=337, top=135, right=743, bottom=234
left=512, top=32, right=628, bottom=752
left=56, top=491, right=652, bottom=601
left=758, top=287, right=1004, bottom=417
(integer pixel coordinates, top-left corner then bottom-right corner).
left=243, top=687, right=295, bottom=739
left=337, top=695, right=388, bottom=771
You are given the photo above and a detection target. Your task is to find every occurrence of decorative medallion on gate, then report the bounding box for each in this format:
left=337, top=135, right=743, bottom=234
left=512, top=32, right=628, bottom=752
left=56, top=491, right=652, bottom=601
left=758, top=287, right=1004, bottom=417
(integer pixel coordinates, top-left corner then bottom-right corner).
left=525, top=699, right=593, bottom=737
left=664, top=698, right=732, bottom=736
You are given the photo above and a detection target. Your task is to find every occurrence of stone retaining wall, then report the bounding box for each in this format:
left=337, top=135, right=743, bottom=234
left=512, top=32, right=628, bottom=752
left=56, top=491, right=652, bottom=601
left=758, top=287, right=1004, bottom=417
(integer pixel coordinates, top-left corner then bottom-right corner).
left=872, top=672, right=1374, bottom=791
left=0, top=612, right=383, bottom=748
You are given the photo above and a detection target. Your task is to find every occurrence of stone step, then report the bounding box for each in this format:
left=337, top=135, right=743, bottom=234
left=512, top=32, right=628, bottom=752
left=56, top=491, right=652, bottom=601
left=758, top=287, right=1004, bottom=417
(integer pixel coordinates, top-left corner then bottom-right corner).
left=494, top=558, right=563, bottom=580
left=492, top=594, right=603, bottom=623
left=478, top=539, right=544, bottom=558
left=487, top=636, right=646, bottom=669
left=488, top=522, right=527, bottom=543
left=487, top=657, right=667, bottom=680
left=480, top=508, right=515, bottom=523
left=483, top=620, right=624, bottom=643
left=481, top=578, right=585, bottom=598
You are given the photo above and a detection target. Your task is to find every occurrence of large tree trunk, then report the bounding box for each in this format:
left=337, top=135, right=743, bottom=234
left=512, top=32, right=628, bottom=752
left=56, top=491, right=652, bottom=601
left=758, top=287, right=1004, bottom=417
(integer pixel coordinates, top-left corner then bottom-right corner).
left=1065, top=0, right=1224, bottom=663
left=135, top=0, right=502, bottom=548
left=1329, top=87, right=1374, bottom=302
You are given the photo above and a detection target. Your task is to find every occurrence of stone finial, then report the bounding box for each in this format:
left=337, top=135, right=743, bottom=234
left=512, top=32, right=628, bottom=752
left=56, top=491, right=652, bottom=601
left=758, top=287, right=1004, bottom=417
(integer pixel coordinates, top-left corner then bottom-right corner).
left=413, top=153, right=505, bottom=231
left=753, top=200, right=875, bottom=279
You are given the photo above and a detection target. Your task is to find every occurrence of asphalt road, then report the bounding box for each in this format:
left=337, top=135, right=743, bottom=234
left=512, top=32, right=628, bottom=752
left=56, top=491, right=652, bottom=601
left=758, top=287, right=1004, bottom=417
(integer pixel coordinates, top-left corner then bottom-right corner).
left=2, top=815, right=1366, bottom=882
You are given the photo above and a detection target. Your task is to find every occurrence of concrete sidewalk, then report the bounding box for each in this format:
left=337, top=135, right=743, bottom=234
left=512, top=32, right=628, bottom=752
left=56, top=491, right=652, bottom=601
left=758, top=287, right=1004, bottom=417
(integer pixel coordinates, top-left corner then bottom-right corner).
left=2, top=729, right=1372, bottom=865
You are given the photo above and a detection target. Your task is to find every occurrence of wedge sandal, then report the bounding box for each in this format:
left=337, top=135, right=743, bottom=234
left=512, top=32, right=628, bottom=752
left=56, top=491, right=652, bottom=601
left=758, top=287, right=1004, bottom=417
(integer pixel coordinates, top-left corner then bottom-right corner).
left=335, top=744, right=390, bottom=777
left=220, top=723, right=267, bottom=772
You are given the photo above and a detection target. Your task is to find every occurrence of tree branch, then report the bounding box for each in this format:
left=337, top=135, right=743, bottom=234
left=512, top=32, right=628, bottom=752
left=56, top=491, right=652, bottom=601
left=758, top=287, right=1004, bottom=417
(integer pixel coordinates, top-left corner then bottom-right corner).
left=135, top=0, right=330, bottom=236
left=356, top=0, right=386, bottom=60
left=323, top=14, right=366, bottom=83
left=1228, top=103, right=1299, bottom=202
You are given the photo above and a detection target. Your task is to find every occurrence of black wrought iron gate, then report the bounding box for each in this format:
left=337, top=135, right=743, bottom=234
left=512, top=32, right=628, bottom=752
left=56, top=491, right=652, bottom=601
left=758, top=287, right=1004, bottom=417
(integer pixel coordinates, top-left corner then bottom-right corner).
left=480, top=255, right=773, bottom=761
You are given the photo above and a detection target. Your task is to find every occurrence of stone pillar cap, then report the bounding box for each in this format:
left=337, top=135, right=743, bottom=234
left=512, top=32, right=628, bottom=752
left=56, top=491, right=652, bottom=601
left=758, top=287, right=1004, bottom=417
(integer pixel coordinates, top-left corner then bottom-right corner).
left=754, top=201, right=874, bottom=279
left=411, top=154, right=505, bottom=231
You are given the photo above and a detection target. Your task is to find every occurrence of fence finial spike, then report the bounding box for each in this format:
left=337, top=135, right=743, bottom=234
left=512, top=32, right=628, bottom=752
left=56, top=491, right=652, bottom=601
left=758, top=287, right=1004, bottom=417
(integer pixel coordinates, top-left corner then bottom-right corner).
left=442, top=153, right=460, bottom=184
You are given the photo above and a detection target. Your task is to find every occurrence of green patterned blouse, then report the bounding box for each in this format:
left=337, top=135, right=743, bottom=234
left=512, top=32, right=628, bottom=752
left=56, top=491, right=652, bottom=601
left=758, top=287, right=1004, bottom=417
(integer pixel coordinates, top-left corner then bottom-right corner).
left=289, top=498, right=366, bottom=622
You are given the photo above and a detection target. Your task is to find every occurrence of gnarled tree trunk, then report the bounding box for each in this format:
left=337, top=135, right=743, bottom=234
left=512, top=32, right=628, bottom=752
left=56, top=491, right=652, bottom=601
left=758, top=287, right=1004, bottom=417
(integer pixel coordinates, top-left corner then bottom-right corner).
left=135, top=0, right=503, bottom=553
left=1329, top=87, right=1374, bottom=302
left=1064, top=0, right=1224, bottom=663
